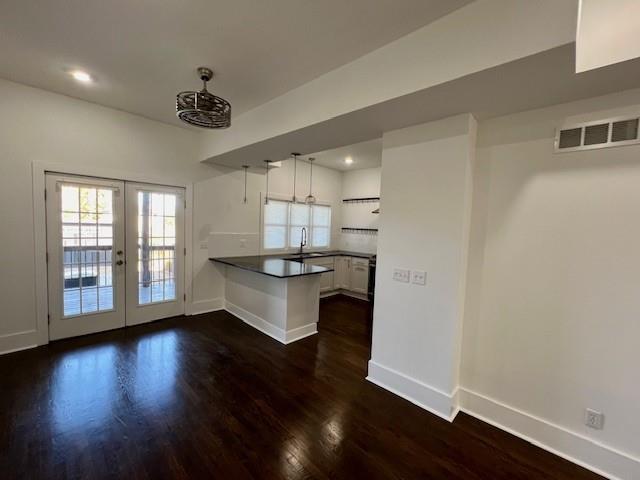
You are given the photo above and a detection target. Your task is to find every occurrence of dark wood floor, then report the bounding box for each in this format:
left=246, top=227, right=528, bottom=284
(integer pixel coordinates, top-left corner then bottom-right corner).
left=0, top=295, right=602, bottom=479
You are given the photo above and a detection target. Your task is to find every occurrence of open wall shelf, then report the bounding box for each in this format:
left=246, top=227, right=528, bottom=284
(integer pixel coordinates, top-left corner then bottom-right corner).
left=341, top=227, right=378, bottom=235
left=342, top=197, right=380, bottom=204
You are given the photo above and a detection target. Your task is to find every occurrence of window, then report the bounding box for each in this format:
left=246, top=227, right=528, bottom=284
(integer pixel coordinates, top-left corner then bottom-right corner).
left=263, top=200, right=331, bottom=250
left=311, top=205, right=330, bottom=248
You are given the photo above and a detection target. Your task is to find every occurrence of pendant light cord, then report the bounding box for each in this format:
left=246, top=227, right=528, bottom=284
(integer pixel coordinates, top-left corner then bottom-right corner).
left=264, top=160, right=271, bottom=205
left=242, top=165, right=249, bottom=204
left=293, top=154, right=297, bottom=202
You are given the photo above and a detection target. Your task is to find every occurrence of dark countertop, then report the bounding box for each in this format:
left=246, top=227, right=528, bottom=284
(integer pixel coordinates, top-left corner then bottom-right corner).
left=211, top=256, right=334, bottom=279
left=276, top=250, right=375, bottom=262
left=210, top=250, right=374, bottom=278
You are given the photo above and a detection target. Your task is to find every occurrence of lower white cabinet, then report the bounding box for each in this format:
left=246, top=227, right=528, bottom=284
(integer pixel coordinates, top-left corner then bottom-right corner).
left=349, top=258, right=369, bottom=294
left=304, top=257, right=335, bottom=293
left=306, top=255, right=369, bottom=296
left=334, top=256, right=351, bottom=289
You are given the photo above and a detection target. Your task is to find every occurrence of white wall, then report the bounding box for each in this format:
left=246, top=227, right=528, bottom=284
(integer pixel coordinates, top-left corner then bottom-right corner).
left=461, top=89, right=640, bottom=479
left=340, top=166, right=380, bottom=254
left=368, top=114, right=476, bottom=419
left=0, top=78, right=209, bottom=352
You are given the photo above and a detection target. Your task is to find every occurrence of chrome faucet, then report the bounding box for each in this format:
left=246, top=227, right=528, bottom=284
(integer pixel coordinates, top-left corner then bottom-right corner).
left=298, top=227, right=307, bottom=255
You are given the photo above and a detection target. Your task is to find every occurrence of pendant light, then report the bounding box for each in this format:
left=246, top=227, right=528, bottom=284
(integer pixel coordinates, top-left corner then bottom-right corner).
left=291, top=152, right=300, bottom=203
left=305, top=157, right=317, bottom=205
left=264, top=160, right=272, bottom=205
left=242, top=165, right=249, bottom=204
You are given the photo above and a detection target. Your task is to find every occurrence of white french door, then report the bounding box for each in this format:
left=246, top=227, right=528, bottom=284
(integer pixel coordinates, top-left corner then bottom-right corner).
left=45, top=174, right=185, bottom=340
left=46, top=175, right=126, bottom=340
left=125, top=183, right=185, bottom=325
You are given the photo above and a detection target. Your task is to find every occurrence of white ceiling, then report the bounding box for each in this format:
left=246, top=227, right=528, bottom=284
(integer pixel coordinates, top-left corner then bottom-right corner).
left=0, top=0, right=471, bottom=128
left=310, top=139, right=382, bottom=171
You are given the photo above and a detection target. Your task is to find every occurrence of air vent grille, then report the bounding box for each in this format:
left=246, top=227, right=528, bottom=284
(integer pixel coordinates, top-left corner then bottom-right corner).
left=558, top=128, right=582, bottom=149
left=611, top=119, right=638, bottom=142
left=584, top=123, right=609, bottom=145
left=555, top=115, right=640, bottom=152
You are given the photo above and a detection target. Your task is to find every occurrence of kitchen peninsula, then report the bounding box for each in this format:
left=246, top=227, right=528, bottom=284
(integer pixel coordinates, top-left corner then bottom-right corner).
left=211, top=255, right=333, bottom=344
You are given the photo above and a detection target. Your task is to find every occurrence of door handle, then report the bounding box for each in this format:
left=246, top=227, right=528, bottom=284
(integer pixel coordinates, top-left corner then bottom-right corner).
left=116, top=260, right=124, bottom=266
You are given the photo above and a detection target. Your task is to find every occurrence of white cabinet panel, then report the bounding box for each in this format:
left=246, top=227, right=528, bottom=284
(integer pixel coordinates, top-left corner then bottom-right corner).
left=304, top=257, right=335, bottom=293
left=335, top=256, right=351, bottom=289
left=349, top=258, right=369, bottom=294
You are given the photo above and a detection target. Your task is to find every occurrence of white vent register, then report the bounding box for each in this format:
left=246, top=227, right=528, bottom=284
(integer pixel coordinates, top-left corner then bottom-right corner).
left=555, top=116, right=640, bottom=152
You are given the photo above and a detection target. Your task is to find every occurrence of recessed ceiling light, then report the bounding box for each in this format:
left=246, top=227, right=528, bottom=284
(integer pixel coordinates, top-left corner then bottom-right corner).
left=70, top=70, right=92, bottom=83
left=345, top=156, right=353, bottom=165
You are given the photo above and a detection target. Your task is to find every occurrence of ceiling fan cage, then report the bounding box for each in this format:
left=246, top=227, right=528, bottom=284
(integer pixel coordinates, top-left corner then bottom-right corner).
left=176, top=67, right=231, bottom=129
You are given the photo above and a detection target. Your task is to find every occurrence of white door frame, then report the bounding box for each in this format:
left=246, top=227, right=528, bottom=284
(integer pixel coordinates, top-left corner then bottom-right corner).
left=32, top=161, right=194, bottom=346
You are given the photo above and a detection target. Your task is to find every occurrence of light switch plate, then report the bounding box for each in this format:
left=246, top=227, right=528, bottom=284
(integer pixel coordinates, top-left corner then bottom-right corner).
left=412, top=271, right=426, bottom=285
left=393, top=268, right=410, bottom=283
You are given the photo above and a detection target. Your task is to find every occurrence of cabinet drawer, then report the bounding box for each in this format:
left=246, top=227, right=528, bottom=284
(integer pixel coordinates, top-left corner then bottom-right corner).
left=351, top=257, right=369, bottom=267
left=304, top=256, right=334, bottom=267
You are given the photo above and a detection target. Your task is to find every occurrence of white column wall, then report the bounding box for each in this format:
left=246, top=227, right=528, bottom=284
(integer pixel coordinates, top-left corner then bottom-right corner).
left=368, top=114, right=477, bottom=419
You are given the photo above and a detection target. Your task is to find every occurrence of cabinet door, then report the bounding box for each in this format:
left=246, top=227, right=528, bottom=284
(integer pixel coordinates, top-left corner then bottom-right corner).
left=334, top=257, right=343, bottom=288
left=305, top=257, right=335, bottom=292
left=320, top=270, right=335, bottom=293
left=349, top=259, right=369, bottom=294
left=335, top=256, right=350, bottom=289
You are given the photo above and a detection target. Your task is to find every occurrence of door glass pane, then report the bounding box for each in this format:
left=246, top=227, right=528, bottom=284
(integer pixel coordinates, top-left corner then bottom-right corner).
left=137, top=191, right=177, bottom=304
left=61, top=184, right=114, bottom=316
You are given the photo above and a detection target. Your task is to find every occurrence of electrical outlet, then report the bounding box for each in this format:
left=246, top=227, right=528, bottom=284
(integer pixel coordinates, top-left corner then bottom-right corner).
left=239, top=239, right=247, bottom=248
left=584, top=408, right=604, bottom=430
left=393, top=268, right=410, bottom=283
left=412, top=271, right=426, bottom=285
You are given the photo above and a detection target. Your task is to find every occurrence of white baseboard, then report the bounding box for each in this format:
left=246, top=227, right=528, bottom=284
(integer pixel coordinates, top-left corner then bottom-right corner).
left=459, top=387, right=640, bottom=480
left=284, top=323, right=318, bottom=344
left=366, top=360, right=458, bottom=421
left=189, top=297, right=224, bottom=315
left=224, top=300, right=317, bottom=345
left=319, top=290, right=369, bottom=301
left=0, top=329, right=38, bottom=355
left=225, top=300, right=286, bottom=343
left=319, top=290, right=340, bottom=299
left=338, top=290, right=369, bottom=301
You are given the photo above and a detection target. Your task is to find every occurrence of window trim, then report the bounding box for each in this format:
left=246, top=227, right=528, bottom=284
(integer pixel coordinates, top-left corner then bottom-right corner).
left=261, top=194, right=332, bottom=253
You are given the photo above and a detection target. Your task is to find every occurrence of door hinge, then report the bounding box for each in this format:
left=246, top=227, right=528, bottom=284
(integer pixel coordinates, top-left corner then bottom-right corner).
left=183, top=293, right=186, bottom=301
left=184, top=247, right=187, bottom=256
left=184, top=198, right=187, bottom=209
left=45, top=251, right=49, bottom=263
left=47, top=313, right=50, bottom=324
left=44, top=189, right=47, bottom=200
